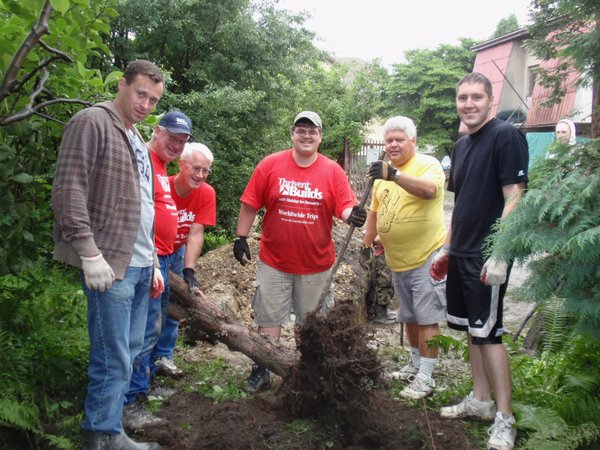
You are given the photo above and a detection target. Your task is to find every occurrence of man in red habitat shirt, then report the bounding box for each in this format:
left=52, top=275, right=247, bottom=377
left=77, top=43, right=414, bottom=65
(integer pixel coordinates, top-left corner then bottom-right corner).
left=233, top=110, right=367, bottom=392
left=152, top=142, right=216, bottom=376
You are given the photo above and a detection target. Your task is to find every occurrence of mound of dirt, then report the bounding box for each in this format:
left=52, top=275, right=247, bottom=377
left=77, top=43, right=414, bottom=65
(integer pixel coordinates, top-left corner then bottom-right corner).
left=139, top=219, right=482, bottom=448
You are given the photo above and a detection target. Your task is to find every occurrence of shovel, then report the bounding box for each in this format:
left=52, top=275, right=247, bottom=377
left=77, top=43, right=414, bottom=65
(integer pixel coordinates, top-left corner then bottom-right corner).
left=315, top=153, right=384, bottom=312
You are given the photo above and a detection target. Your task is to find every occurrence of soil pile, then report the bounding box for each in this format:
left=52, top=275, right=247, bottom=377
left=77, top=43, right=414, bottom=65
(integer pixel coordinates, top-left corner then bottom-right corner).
left=141, top=220, right=479, bottom=449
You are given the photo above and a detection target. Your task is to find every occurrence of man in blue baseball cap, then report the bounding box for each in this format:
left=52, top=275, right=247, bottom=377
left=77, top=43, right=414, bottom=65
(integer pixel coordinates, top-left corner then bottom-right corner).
left=123, top=110, right=194, bottom=431
left=159, top=111, right=194, bottom=141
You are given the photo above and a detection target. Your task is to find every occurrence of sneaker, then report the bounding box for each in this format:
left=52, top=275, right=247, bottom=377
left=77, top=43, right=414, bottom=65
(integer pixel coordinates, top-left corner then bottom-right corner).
left=246, top=364, right=271, bottom=392
left=122, top=400, right=167, bottom=431
left=388, top=363, right=419, bottom=381
left=487, top=412, right=516, bottom=450
left=83, top=430, right=160, bottom=450
left=147, top=385, right=176, bottom=400
left=399, top=373, right=435, bottom=399
left=440, top=391, right=496, bottom=421
left=155, top=357, right=183, bottom=377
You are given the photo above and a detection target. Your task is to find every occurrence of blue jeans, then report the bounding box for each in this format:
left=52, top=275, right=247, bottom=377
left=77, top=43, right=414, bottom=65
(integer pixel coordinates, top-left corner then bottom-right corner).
left=153, top=246, right=184, bottom=361
left=126, top=247, right=184, bottom=402
left=82, top=265, right=153, bottom=434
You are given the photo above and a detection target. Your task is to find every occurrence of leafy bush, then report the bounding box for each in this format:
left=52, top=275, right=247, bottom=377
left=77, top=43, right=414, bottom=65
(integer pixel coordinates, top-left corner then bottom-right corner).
left=0, top=261, right=88, bottom=447
left=487, top=138, right=600, bottom=448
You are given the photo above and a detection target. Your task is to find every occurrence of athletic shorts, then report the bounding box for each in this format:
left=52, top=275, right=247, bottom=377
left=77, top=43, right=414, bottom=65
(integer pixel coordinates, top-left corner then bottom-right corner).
left=392, top=252, right=447, bottom=325
left=446, top=256, right=512, bottom=345
left=251, top=261, right=333, bottom=327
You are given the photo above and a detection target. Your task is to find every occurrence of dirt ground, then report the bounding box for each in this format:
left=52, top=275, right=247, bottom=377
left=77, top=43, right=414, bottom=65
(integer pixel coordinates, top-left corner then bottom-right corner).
left=140, top=194, right=534, bottom=449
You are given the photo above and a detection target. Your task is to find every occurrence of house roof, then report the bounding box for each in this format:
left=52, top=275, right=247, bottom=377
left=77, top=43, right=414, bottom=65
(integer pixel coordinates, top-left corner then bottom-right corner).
left=471, top=28, right=529, bottom=52
left=468, top=26, right=586, bottom=129
left=524, top=58, right=579, bottom=127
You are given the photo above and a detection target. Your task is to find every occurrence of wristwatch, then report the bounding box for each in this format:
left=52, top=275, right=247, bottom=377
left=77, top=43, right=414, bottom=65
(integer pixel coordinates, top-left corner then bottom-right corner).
left=394, top=170, right=402, bottom=182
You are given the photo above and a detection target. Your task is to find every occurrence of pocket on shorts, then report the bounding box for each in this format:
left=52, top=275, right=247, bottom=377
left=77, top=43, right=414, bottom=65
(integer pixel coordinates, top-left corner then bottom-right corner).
left=430, top=278, right=447, bottom=307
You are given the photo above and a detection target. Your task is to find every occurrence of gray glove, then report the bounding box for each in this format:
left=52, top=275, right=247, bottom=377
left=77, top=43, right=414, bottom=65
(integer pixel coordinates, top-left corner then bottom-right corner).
left=81, top=254, right=115, bottom=292
left=480, top=258, right=509, bottom=286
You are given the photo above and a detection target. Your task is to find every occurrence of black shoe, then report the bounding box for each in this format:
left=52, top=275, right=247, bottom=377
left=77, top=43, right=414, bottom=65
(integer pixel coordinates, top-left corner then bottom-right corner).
left=247, top=364, right=271, bottom=392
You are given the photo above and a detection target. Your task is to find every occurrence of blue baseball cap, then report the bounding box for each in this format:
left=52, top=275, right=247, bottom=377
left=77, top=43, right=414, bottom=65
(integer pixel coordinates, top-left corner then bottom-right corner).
left=159, top=111, right=194, bottom=140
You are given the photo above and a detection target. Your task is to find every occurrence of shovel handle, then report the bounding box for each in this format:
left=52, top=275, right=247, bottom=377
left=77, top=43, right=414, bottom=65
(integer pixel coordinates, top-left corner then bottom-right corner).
left=315, top=152, right=384, bottom=311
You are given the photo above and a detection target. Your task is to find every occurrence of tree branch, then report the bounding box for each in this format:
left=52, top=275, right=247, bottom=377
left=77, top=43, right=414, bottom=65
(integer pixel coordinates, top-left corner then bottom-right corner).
left=38, top=39, right=73, bottom=62
left=1, top=97, right=92, bottom=126
left=0, top=0, right=53, bottom=102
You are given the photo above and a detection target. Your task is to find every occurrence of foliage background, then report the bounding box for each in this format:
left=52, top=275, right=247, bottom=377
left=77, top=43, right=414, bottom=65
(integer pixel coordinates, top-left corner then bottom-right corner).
left=1, top=0, right=599, bottom=448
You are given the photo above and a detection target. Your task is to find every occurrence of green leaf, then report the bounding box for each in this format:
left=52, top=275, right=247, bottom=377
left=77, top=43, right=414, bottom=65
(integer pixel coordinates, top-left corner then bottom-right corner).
left=12, top=173, right=34, bottom=184
left=49, top=0, right=70, bottom=15
left=104, top=71, right=122, bottom=86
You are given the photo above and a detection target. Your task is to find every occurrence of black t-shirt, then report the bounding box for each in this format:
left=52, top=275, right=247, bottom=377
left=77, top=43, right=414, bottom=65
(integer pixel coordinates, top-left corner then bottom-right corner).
left=448, top=118, right=528, bottom=256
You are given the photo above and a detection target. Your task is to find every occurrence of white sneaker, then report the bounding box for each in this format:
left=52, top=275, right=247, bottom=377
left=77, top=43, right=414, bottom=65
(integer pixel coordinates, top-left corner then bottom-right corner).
left=440, top=391, right=496, bottom=421
left=155, top=356, right=183, bottom=377
left=487, top=412, right=516, bottom=450
left=388, top=363, right=419, bottom=381
left=399, top=373, right=435, bottom=399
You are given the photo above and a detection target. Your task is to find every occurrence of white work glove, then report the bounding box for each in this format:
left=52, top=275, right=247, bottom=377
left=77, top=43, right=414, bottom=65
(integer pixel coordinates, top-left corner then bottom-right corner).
left=81, top=254, right=115, bottom=292
left=429, top=247, right=450, bottom=281
left=480, top=258, right=509, bottom=286
left=150, top=269, right=164, bottom=299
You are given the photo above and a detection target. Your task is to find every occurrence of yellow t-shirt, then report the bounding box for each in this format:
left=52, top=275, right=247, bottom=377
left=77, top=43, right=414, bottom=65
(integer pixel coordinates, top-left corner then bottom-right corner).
left=371, top=153, right=446, bottom=272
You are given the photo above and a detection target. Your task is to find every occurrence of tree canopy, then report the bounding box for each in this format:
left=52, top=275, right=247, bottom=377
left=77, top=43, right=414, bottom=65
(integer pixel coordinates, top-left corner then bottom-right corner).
left=0, top=0, right=120, bottom=274
left=382, top=39, right=476, bottom=156
left=490, top=14, right=521, bottom=39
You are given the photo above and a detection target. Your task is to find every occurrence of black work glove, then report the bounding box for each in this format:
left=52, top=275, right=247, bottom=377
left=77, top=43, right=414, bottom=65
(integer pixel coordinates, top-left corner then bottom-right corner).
left=359, top=246, right=372, bottom=270
left=183, top=268, right=200, bottom=292
left=347, top=205, right=367, bottom=228
left=233, top=236, right=251, bottom=266
left=368, top=161, right=397, bottom=181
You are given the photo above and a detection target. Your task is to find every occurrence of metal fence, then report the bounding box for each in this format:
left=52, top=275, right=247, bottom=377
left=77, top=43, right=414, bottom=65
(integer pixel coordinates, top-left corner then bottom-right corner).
left=343, top=140, right=385, bottom=201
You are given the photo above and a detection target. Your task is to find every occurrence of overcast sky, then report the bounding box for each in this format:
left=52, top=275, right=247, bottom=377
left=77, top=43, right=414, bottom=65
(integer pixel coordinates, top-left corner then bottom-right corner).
left=275, top=0, right=532, bottom=67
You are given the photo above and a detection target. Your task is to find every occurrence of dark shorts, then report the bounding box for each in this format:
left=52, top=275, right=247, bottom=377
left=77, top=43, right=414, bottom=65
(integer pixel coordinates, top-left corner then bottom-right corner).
left=446, top=256, right=511, bottom=345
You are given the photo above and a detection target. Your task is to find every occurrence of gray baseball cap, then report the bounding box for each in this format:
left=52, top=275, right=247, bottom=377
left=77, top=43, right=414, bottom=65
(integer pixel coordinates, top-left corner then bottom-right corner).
left=293, top=111, right=322, bottom=128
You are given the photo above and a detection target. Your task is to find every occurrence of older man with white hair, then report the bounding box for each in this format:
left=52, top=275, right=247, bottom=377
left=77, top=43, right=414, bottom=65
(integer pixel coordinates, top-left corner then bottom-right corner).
left=152, top=142, right=217, bottom=373
left=363, top=115, right=446, bottom=400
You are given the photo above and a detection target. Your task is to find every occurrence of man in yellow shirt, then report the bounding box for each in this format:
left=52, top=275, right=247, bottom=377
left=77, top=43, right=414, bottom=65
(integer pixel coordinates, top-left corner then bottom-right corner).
left=363, top=116, right=446, bottom=399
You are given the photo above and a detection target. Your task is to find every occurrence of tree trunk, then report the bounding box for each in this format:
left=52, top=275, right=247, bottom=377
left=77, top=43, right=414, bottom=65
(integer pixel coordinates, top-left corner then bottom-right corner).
left=167, top=271, right=296, bottom=378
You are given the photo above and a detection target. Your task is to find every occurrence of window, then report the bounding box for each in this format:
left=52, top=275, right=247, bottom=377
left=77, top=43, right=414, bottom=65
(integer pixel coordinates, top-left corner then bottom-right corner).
left=528, top=65, right=539, bottom=96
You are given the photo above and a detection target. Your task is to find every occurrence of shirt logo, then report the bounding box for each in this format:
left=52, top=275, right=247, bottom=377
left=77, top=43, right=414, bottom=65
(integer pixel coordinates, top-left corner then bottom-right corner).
left=179, top=210, right=196, bottom=222
left=517, top=170, right=525, bottom=176
left=157, top=174, right=170, bottom=192
left=278, top=178, right=323, bottom=200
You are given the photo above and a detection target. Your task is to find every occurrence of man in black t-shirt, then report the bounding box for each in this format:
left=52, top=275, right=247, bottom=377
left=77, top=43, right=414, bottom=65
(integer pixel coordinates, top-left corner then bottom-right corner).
left=430, top=73, right=528, bottom=450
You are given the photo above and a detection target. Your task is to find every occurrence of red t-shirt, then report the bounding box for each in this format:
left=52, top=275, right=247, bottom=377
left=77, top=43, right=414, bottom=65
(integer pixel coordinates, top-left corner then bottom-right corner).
left=170, top=176, right=217, bottom=252
left=240, top=149, right=356, bottom=274
left=151, top=151, right=179, bottom=255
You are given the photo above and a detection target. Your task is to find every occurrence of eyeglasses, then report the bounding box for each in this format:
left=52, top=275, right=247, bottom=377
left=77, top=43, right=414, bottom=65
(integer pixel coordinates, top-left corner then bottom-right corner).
left=294, top=128, right=320, bottom=137
left=182, top=159, right=211, bottom=175
left=158, top=126, right=189, bottom=145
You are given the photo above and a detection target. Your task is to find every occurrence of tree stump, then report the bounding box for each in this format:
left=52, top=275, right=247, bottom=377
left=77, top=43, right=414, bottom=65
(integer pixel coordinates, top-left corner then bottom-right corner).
left=168, top=271, right=296, bottom=378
